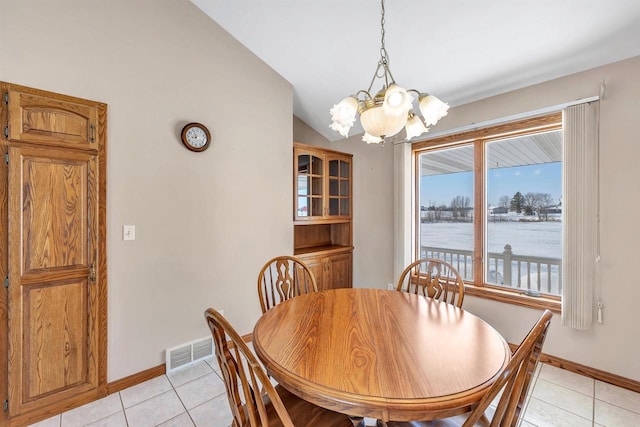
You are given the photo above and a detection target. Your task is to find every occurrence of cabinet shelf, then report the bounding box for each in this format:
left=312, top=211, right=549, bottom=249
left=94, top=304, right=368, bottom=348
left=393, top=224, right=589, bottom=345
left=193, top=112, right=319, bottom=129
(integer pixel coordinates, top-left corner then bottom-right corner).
left=294, top=244, right=353, bottom=256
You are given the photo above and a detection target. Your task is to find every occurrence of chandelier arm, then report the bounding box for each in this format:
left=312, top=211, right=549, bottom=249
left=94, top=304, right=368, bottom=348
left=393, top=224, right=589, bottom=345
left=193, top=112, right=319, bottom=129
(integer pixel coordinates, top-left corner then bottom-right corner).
left=366, top=61, right=385, bottom=95
left=382, top=61, right=397, bottom=87
left=355, top=89, right=374, bottom=100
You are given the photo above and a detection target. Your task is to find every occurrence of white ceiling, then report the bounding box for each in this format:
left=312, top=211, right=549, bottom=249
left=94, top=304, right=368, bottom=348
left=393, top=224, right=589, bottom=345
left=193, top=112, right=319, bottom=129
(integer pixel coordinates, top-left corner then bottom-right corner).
left=192, top=0, right=640, bottom=142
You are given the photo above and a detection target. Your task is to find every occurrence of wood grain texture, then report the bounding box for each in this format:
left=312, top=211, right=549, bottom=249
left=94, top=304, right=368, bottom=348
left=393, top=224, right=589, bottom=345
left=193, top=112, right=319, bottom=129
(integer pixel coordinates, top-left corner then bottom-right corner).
left=253, top=288, right=510, bottom=422
left=1, top=82, right=108, bottom=425
left=298, top=250, right=352, bottom=291
left=396, top=258, right=465, bottom=308
left=257, top=256, right=318, bottom=313
left=0, top=83, right=9, bottom=427
left=106, top=364, right=165, bottom=395
left=7, top=89, right=98, bottom=150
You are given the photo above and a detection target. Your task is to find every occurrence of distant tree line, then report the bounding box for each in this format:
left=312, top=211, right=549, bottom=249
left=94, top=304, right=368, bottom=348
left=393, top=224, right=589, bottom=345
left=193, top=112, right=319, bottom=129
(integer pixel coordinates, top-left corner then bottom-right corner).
left=421, top=191, right=559, bottom=223
left=505, top=191, right=557, bottom=219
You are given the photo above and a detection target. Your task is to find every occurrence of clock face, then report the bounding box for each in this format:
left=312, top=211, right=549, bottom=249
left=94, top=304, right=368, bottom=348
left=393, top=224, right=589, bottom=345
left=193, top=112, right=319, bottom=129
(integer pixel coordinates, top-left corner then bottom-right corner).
left=181, top=123, right=211, bottom=152
left=186, top=127, right=207, bottom=148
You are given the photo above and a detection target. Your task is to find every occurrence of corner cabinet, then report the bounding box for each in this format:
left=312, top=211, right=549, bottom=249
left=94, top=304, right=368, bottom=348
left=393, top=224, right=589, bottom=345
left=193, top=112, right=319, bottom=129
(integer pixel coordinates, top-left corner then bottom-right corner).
left=293, top=142, right=353, bottom=290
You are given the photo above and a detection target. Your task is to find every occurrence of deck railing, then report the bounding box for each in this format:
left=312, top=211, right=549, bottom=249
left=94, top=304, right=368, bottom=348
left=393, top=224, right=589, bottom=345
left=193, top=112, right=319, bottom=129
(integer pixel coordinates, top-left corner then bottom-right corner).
left=420, top=244, right=562, bottom=295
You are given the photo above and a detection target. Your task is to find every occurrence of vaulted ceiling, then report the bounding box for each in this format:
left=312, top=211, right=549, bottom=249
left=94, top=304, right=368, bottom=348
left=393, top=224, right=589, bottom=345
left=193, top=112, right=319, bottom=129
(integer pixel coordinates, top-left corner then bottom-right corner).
left=193, top=0, right=640, bottom=142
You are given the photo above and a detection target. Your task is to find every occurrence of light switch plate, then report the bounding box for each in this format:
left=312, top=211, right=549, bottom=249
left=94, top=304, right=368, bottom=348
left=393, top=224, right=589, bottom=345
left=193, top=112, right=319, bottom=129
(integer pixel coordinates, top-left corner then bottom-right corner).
left=123, top=225, right=136, bottom=241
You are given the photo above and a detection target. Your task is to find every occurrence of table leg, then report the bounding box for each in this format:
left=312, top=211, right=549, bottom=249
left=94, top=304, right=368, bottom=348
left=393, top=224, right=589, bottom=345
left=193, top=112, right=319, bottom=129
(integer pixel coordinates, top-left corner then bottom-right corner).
left=349, top=416, right=365, bottom=427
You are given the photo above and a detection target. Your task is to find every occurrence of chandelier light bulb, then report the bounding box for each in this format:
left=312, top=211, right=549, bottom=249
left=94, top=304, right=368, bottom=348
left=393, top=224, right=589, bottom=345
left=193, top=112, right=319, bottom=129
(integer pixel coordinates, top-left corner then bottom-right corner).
left=405, top=113, right=429, bottom=140
left=383, top=84, right=412, bottom=117
left=362, top=132, right=384, bottom=144
left=329, top=96, right=359, bottom=137
left=419, top=94, right=450, bottom=127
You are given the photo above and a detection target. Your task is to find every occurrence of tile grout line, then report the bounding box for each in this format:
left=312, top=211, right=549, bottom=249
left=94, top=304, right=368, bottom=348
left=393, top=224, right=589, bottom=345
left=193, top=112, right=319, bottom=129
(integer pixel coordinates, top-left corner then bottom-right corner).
left=592, top=380, right=596, bottom=427
left=167, top=373, right=198, bottom=427
left=118, top=391, right=131, bottom=427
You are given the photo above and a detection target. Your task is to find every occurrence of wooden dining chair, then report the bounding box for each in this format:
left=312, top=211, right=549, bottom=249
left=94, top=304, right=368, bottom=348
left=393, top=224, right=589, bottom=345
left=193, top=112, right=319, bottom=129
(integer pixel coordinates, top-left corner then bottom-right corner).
left=381, top=309, right=553, bottom=427
left=396, top=258, right=465, bottom=308
left=257, top=255, right=318, bottom=313
left=205, top=308, right=353, bottom=427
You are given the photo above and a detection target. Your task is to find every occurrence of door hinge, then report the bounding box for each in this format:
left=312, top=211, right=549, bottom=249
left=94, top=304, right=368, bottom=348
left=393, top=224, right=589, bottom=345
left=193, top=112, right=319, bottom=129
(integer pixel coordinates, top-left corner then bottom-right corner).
left=4, top=276, right=8, bottom=289
left=4, top=152, right=7, bottom=164
left=3, top=126, right=7, bottom=139
left=89, top=263, right=96, bottom=282
left=3, top=92, right=7, bottom=104
left=90, top=124, right=95, bottom=143
left=3, top=399, right=7, bottom=412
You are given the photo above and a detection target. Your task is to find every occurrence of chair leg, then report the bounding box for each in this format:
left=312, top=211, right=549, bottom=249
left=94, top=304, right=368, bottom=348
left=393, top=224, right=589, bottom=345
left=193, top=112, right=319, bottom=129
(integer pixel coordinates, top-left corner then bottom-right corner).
left=349, top=416, right=365, bottom=427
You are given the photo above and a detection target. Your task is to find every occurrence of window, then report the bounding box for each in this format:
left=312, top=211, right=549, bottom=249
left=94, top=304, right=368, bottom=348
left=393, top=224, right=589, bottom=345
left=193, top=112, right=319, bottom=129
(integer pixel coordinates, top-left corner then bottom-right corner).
left=413, top=113, right=563, bottom=306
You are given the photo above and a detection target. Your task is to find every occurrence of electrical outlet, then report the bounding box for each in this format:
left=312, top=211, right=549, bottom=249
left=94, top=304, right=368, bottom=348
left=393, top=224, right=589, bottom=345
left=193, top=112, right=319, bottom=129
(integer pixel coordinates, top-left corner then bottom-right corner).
left=387, top=283, right=394, bottom=290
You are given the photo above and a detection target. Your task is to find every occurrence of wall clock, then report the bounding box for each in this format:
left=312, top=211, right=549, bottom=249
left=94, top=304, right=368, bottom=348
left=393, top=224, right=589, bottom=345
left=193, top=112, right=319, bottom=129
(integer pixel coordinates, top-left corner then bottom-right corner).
left=180, top=122, right=211, bottom=152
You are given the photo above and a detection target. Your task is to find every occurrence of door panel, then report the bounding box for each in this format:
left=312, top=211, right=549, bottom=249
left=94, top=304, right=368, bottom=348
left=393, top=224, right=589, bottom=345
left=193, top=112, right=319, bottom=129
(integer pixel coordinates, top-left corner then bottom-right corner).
left=22, top=154, right=89, bottom=272
left=299, top=255, right=326, bottom=291
left=8, top=145, right=98, bottom=416
left=7, top=88, right=98, bottom=150
left=25, top=278, right=88, bottom=399
left=329, top=252, right=352, bottom=289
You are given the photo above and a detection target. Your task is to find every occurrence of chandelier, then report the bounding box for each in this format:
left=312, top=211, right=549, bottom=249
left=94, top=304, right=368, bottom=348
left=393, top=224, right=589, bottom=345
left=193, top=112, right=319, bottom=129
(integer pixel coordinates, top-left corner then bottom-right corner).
left=329, top=0, right=449, bottom=144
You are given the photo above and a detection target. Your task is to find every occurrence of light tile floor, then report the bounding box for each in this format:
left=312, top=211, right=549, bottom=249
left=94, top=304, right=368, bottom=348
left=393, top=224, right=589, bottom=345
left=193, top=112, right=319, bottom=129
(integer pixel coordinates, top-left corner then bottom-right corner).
left=28, top=358, right=640, bottom=427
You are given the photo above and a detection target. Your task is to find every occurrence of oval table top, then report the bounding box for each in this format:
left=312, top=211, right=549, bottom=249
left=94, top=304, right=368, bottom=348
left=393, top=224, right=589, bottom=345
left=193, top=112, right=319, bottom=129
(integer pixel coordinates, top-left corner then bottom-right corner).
left=252, top=288, right=510, bottom=422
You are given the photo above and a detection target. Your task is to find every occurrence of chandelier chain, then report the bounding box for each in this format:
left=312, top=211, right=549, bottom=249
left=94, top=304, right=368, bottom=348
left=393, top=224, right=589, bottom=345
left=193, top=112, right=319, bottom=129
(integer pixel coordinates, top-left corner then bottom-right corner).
left=380, top=0, right=388, bottom=64
left=329, top=0, right=449, bottom=143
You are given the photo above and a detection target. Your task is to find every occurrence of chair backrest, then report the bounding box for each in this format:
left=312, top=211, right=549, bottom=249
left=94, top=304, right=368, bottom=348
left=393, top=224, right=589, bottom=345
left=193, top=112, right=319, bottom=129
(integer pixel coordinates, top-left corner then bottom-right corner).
left=257, top=255, right=318, bottom=313
left=205, top=308, right=294, bottom=427
left=396, top=258, right=465, bottom=308
left=463, top=309, right=553, bottom=427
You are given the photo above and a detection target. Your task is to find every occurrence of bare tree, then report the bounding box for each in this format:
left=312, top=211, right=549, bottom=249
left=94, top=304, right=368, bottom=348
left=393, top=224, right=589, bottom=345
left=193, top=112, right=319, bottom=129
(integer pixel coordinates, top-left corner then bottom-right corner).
left=523, top=192, right=554, bottom=219
left=450, top=195, right=471, bottom=221
left=499, top=195, right=510, bottom=209
left=537, top=193, right=554, bottom=220
left=523, top=192, right=538, bottom=215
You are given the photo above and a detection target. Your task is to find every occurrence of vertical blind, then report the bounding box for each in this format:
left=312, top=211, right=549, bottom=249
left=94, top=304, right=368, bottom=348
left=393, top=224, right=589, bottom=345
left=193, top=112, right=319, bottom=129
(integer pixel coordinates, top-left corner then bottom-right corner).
left=562, top=101, right=599, bottom=330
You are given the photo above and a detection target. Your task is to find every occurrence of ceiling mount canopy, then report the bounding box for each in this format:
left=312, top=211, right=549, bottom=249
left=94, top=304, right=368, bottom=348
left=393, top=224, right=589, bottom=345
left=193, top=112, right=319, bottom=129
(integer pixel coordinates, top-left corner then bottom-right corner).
left=329, top=0, right=449, bottom=144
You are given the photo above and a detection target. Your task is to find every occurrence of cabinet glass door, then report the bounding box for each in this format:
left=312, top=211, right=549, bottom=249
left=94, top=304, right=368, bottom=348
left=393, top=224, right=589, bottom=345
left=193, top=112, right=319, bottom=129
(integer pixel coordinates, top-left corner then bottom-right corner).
left=328, top=158, right=350, bottom=216
left=297, top=154, right=324, bottom=217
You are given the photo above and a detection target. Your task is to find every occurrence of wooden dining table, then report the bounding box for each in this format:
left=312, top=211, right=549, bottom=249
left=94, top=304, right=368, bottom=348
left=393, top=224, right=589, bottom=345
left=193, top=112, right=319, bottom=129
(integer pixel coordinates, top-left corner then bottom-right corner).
left=252, top=288, right=511, bottom=424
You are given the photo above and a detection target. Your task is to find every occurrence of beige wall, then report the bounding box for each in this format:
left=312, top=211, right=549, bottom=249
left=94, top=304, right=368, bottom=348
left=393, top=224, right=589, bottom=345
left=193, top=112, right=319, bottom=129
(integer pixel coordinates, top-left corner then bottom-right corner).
left=293, top=115, right=330, bottom=148
left=0, top=0, right=293, bottom=381
left=423, top=56, right=640, bottom=381
left=330, top=138, right=396, bottom=291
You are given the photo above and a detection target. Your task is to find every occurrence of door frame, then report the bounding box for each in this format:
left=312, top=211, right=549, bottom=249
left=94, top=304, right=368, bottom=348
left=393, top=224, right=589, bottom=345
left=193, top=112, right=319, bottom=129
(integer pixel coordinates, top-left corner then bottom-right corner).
left=0, top=82, right=108, bottom=426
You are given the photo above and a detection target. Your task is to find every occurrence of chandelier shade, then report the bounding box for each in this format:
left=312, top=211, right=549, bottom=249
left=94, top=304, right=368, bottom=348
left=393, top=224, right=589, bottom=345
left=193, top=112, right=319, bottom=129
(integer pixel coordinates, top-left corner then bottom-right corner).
left=329, top=0, right=448, bottom=144
left=361, top=103, right=408, bottom=139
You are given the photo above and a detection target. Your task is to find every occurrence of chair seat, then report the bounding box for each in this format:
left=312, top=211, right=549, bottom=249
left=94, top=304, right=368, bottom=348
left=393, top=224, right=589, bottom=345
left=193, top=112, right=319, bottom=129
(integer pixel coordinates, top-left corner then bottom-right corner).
left=266, top=385, right=354, bottom=427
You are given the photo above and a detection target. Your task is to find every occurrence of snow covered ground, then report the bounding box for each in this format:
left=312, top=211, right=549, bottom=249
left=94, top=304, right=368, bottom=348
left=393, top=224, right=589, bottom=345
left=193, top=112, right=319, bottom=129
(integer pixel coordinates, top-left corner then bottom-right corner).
left=420, top=221, right=562, bottom=294
left=420, top=221, right=562, bottom=258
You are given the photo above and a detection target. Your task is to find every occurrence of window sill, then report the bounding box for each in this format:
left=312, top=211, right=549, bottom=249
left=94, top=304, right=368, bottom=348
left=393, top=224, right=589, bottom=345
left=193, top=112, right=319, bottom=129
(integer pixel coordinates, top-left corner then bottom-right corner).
left=464, top=284, right=561, bottom=313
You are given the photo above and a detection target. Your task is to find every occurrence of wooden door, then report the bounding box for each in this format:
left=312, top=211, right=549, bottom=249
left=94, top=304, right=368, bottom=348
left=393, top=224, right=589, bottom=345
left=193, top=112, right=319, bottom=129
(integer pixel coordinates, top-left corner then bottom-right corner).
left=299, top=255, right=326, bottom=291
left=1, top=83, right=107, bottom=425
left=328, top=252, right=352, bottom=289
left=294, top=147, right=324, bottom=220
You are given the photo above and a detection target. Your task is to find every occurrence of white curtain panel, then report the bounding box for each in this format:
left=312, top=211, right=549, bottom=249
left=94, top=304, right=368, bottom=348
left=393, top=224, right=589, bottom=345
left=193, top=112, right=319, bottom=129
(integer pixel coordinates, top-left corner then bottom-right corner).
left=561, top=101, right=599, bottom=330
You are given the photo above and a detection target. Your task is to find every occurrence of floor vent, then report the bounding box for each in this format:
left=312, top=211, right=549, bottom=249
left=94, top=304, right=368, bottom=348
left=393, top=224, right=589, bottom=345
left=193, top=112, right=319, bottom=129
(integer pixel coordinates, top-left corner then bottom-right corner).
left=165, top=336, right=213, bottom=372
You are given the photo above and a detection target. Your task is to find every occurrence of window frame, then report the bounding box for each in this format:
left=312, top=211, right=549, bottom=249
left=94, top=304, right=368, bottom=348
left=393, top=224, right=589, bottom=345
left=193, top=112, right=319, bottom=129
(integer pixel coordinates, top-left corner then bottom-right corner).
left=412, top=113, right=562, bottom=313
